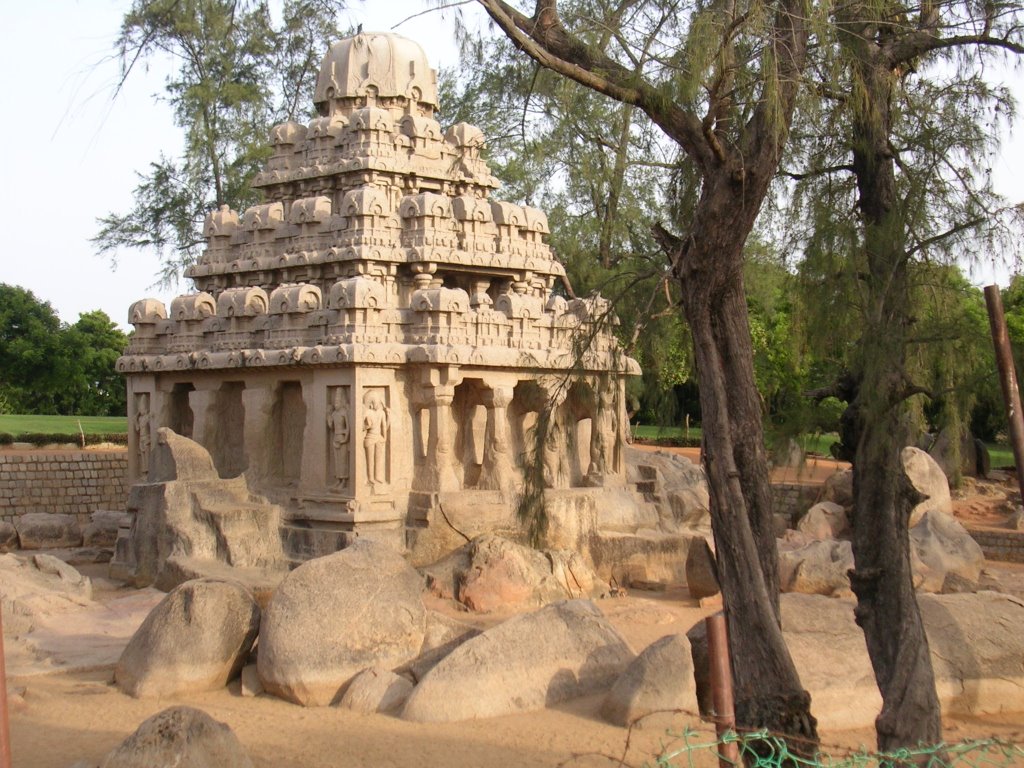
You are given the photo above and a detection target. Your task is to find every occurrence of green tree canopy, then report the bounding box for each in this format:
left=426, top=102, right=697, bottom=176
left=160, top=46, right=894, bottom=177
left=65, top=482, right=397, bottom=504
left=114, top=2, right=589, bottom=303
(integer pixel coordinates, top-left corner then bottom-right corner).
left=0, top=285, right=67, bottom=414
left=94, top=0, right=349, bottom=284
left=63, top=311, right=130, bottom=417
left=0, top=286, right=127, bottom=416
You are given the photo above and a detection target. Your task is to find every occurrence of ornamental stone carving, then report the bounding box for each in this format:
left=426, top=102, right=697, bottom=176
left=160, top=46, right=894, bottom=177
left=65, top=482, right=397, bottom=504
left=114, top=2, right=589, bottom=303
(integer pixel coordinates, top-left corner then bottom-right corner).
left=119, top=31, right=640, bottom=566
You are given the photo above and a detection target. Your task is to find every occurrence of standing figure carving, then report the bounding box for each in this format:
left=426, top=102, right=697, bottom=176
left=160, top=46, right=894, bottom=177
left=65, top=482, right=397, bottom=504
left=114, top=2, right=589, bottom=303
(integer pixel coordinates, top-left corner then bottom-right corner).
left=588, top=381, right=615, bottom=481
left=362, top=389, right=389, bottom=491
left=135, top=393, right=152, bottom=477
left=327, top=387, right=351, bottom=489
left=542, top=416, right=563, bottom=488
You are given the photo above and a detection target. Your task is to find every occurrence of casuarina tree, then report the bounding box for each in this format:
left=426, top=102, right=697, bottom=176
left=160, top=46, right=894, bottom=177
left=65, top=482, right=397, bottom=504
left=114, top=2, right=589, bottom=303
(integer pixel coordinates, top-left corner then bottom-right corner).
left=471, top=0, right=819, bottom=746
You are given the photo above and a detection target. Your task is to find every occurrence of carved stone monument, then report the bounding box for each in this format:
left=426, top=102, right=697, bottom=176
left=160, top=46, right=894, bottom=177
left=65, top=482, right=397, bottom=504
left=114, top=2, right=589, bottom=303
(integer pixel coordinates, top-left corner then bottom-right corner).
left=118, top=32, right=644, bottom=566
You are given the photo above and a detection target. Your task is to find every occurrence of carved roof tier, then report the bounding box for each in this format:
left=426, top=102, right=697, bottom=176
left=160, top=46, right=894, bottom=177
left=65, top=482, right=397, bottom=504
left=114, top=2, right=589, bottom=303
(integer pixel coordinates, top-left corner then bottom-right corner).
left=123, top=32, right=636, bottom=377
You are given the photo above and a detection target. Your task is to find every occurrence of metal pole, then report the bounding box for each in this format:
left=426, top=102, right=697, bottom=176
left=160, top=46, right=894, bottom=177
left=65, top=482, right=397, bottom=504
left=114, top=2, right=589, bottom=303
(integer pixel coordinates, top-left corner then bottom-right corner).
left=706, top=613, right=739, bottom=767
left=984, top=284, right=1024, bottom=503
left=0, top=607, right=12, bottom=768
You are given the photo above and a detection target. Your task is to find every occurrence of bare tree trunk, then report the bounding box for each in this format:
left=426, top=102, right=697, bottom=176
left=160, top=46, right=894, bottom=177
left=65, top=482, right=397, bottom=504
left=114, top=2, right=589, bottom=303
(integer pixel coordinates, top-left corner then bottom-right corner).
left=678, top=171, right=817, bottom=744
left=842, top=17, right=943, bottom=749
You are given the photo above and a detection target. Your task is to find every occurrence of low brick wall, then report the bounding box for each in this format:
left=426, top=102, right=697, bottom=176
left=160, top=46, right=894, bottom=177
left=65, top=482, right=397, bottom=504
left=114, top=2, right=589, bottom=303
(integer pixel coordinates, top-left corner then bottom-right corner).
left=772, top=482, right=822, bottom=524
left=0, top=450, right=128, bottom=525
left=967, top=527, right=1024, bottom=563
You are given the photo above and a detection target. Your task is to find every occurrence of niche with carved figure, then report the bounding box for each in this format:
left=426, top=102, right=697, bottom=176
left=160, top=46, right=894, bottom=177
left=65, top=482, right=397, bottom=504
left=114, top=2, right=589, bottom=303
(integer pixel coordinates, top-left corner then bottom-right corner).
left=326, top=385, right=352, bottom=490
left=361, top=386, right=390, bottom=492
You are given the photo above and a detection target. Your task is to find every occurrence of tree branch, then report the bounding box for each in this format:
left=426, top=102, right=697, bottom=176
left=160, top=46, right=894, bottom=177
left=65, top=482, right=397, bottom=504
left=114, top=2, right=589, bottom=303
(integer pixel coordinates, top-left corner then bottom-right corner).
left=905, top=216, right=986, bottom=258
left=779, top=163, right=855, bottom=180
left=475, top=0, right=717, bottom=173
left=887, top=31, right=1024, bottom=67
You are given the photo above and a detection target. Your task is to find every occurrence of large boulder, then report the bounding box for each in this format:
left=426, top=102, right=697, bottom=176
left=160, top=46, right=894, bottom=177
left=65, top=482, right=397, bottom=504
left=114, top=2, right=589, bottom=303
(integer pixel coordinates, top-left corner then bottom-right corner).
left=0, top=521, right=18, bottom=552
left=796, top=501, right=848, bottom=541
left=148, top=429, right=219, bottom=482
left=689, top=591, right=1024, bottom=730
left=625, top=447, right=710, bottom=531
left=401, top=599, right=634, bottom=723
left=336, top=667, right=414, bottom=714
left=100, top=706, right=252, bottom=768
left=902, top=446, right=953, bottom=526
left=14, top=513, right=82, bottom=549
left=114, top=429, right=287, bottom=590
left=82, top=510, right=132, bottom=549
left=258, top=539, right=427, bottom=706
left=922, top=428, right=987, bottom=480
left=0, top=553, right=92, bottom=635
left=921, top=591, right=1024, bottom=715
left=819, top=469, right=853, bottom=509
left=396, top=610, right=481, bottom=683
left=910, top=511, right=984, bottom=592
left=684, top=539, right=719, bottom=599
left=779, top=539, right=854, bottom=597
left=422, top=534, right=608, bottom=612
left=601, top=634, right=697, bottom=727
left=115, top=579, right=259, bottom=698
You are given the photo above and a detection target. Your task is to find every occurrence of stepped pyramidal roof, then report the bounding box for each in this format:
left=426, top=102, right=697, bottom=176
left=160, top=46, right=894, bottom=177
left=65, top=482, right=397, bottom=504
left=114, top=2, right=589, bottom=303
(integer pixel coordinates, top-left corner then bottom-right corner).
left=119, top=31, right=637, bottom=377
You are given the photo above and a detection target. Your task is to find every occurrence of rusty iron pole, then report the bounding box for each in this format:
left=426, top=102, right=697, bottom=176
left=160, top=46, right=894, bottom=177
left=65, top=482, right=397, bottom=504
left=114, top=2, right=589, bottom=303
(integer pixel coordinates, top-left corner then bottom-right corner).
left=706, top=613, right=739, bottom=767
left=984, top=284, right=1024, bottom=502
left=0, top=607, right=11, bottom=768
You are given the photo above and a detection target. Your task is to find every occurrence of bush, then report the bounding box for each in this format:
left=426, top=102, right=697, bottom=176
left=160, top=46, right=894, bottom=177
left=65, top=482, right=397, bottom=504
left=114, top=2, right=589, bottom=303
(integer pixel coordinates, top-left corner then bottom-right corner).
left=1, top=432, right=128, bottom=447
left=632, top=435, right=703, bottom=448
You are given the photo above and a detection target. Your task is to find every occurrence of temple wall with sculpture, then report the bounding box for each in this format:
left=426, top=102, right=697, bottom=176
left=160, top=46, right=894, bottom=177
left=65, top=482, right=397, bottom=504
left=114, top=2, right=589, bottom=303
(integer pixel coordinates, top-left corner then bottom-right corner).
left=117, top=31, right=638, bottom=566
left=125, top=361, right=627, bottom=556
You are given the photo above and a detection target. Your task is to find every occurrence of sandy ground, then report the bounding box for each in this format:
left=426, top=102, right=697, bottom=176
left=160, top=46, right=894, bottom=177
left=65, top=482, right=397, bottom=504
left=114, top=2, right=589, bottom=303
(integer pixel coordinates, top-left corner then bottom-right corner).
left=7, top=455, right=1024, bottom=768
left=8, top=572, right=1024, bottom=768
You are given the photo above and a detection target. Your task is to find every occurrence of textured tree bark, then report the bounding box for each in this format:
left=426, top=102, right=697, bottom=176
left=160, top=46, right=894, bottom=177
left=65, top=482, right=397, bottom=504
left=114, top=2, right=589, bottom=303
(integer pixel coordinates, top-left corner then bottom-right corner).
left=678, top=169, right=817, bottom=746
left=842, top=17, right=943, bottom=750
left=476, top=0, right=819, bottom=749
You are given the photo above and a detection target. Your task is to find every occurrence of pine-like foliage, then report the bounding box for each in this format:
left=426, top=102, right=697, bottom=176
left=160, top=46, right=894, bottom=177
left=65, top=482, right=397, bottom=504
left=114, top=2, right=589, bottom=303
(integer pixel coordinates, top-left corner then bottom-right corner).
left=93, top=0, right=349, bottom=285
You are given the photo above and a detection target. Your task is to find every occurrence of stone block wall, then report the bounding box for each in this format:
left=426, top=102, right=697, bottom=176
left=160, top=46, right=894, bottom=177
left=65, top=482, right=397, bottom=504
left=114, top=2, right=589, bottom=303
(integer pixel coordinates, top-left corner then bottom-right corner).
left=967, top=527, right=1024, bottom=563
left=0, top=451, right=128, bottom=525
left=772, top=482, right=822, bottom=526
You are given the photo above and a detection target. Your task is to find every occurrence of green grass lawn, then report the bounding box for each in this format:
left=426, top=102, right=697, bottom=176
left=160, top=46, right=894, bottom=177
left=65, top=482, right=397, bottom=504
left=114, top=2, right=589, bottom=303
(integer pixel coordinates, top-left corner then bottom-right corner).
left=987, top=443, right=1014, bottom=469
left=634, top=423, right=1016, bottom=468
left=632, top=424, right=840, bottom=456
left=0, top=414, right=128, bottom=435
left=631, top=424, right=702, bottom=441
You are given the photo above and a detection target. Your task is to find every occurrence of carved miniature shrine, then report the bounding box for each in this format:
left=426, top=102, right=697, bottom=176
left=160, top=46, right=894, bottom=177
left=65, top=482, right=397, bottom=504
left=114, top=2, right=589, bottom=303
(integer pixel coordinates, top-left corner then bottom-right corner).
left=118, top=32, right=640, bottom=565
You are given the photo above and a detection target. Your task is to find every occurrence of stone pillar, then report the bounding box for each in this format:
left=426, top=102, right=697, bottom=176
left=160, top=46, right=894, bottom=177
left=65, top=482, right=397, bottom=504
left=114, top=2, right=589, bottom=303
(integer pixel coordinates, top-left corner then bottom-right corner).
left=538, top=379, right=569, bottom=489
left=427, top=384, right=460, bottom=492
left=420, top=366, right=461, bottom=492
left=241, top=385, right=274, bottom=485
left=479, top=383, right=515, bottom=493
left=126, top=378, right=155, bottom=485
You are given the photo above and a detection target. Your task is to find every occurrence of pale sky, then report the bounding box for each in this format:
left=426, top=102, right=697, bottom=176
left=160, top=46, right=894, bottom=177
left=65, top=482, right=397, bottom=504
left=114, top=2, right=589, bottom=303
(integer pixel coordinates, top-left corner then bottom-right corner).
left=0, top=1, right=1020, bottom=330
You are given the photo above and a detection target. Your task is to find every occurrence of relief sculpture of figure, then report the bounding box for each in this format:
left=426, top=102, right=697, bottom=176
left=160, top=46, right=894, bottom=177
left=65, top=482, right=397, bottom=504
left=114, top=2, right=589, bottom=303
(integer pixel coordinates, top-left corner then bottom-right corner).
left=362, top=390, right=389, bottom=491
left=542, top=417, right=562, bottom=488
left=327, top=388, right=350, bottom=489
left=588, top=384, right=615, bottom=482
left=135, top=393, right=152, bottom=477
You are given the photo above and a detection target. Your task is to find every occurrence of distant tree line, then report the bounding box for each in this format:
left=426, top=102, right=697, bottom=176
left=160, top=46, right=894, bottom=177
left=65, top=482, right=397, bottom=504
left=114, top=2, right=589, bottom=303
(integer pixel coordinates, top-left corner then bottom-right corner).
left=0, top=284, right=128, bottom=416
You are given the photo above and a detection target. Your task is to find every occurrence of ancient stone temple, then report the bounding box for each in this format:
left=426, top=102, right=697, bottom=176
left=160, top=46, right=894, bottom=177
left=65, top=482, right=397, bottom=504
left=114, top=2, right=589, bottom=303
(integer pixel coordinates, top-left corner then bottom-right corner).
left=118, top=32, right=641, bottom=565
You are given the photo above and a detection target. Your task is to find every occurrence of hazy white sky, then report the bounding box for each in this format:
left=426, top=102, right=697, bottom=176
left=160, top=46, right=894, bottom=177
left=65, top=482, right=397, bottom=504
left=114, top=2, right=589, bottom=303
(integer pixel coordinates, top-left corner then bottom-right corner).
left=0, top=1, right=1020, bottom=330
